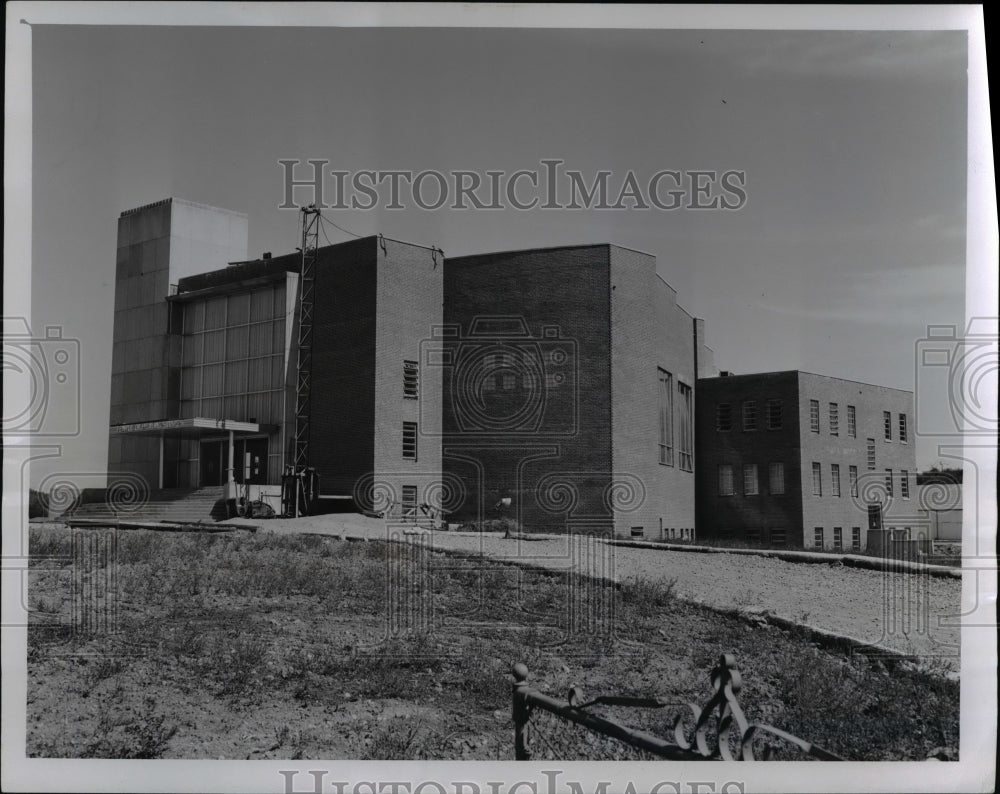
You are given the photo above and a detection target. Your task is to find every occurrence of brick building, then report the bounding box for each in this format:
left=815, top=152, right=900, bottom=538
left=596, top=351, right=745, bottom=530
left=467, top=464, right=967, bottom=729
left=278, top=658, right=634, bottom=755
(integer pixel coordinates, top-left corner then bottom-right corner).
left=695, top=371, right=916, bottom=550
left=108, top=199, right=442, bottom=516
left=440, top=244, right=716, bottom=535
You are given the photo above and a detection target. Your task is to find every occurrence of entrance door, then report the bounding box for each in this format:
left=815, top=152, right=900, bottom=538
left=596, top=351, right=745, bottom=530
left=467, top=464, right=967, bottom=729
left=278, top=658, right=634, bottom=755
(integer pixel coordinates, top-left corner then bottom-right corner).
left=199, top=440, right=225, bottom=486
left=235, top=438, right=269, bottom=484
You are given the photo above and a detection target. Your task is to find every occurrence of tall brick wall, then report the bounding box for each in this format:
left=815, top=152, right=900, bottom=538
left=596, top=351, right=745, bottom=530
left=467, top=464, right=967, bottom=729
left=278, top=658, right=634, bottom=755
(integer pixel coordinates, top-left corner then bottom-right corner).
left=695, top=371, right=804, bottom=545
left=797, top=372, right=916, bottom=549
left=609, top=247, right=700, bottom=539
left=373, top=239, right=444, bottom=516
left=442, top=246, right=613, bottom=531
left=309, top=238, right=378, bottom=496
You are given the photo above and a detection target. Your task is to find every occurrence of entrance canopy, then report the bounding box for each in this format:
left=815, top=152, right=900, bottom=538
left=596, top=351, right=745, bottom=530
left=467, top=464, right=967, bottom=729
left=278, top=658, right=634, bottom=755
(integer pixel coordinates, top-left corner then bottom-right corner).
left=110, top=417, right=273, bottom=437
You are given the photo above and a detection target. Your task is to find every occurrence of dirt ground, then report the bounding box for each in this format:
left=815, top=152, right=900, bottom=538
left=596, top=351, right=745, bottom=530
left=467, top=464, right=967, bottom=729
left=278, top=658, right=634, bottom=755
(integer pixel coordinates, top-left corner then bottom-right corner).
left=25, top=522, right=959, bottom=761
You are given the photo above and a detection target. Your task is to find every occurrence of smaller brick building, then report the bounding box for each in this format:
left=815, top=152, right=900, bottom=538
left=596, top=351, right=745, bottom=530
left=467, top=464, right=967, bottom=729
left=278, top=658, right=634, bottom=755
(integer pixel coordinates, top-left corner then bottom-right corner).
left=695, top=371, right=916, bottom=550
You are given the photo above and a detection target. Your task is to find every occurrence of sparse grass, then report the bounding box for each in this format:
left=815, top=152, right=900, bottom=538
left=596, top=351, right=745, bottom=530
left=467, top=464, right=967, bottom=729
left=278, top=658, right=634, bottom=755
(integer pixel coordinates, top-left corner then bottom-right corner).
left=26, top=525, right=958, bottom=761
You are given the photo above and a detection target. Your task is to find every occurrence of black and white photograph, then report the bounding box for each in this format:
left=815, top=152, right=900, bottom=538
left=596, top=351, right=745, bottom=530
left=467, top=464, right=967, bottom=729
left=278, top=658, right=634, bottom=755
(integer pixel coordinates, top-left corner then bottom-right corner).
left=3, top=4, right=996, bottom=793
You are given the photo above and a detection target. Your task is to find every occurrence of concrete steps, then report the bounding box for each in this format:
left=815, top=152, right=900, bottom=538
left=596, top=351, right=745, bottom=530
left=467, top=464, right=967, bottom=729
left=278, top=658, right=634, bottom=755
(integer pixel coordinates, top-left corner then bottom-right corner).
left=61, top=486, right=227, bottom=524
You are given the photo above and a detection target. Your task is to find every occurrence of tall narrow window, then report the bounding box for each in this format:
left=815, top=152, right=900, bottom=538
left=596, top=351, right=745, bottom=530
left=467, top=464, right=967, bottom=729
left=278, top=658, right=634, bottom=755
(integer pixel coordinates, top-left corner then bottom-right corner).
left=403, top=360, right=419, bottom=399
left=883, top=411, right=892, bottom=441
left=852, top=527, right=862, bottom=550
left=766, top=399, right=783, bottom=430
left=812, top=462, right=822, bottom=496
left=769, top=462, right=785, bottom=495
left=900, top=470, right=910, bottom=499
left=657, top=369, right=673, bottom=466
left=829, top=403, right=839, bottom=436
left=716, top=403, right=732, bottom=432
left=718, top=465, right=734, bottom=496
left=867, top=439, right=876, bottom=469
left=849, top=465, right=859, bottom=497
left=742, top=400, right=757, bottom=431
left=678, top=382, right=693, bottom=471
left=402, top=422, right=418, bottom=460
left=833, top=527, right=843, bottom=550
left=899, top=414, right=908, bottom=443
left=810, top=400, right=820, bottom=433
left=884, top=468, right=893, bottom=497
left=831, top=463, right=841, bottom=497
left=401, top=485, right=418, bottom=517
left=868, top=504, right=882, bottom=529
left=814, top=527, right=824, bottom=548
left=847, top=405, right=857, bottom=437
left=743, top=464, right=759, bottom=495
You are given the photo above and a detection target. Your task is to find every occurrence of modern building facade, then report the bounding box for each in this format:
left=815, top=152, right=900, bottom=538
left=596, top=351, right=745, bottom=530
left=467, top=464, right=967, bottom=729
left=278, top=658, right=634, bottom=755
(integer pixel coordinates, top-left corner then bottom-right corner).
left=441, top=244, right=716, bottom=536
left=107, top=199, right=442, bottom=516
left=695, top=371, right=916, bottom=550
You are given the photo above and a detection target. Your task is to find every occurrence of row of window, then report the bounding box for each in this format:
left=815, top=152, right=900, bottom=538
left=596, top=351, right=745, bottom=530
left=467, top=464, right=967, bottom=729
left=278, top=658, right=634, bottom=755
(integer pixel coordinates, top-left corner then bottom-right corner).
left=813, top=526, right=863, bottom=550
left=659, top=370, right=694, bottom=471
left=810, top=463, right=910, bottom=498
left=718, top=462, right=785, bottom=496
left=716, top=399, right=783, bottom=431
left=809, top=400, right=908, bottom=443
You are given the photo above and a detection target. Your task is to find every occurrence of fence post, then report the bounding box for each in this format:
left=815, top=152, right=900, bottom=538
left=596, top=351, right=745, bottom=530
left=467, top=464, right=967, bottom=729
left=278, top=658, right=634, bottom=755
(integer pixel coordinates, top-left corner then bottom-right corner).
left=512, top=662, right=531, bottom=760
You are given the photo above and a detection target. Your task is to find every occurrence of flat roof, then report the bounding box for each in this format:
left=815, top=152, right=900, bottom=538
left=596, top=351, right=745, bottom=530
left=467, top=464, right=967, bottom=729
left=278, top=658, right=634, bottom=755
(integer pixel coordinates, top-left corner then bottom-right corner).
left=698, top=369, right=913, bottom=394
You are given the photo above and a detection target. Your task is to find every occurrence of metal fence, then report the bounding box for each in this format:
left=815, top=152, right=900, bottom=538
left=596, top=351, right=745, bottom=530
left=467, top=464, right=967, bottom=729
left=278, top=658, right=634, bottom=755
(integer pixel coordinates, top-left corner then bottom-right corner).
left=512, top=654, right=844, bottom=761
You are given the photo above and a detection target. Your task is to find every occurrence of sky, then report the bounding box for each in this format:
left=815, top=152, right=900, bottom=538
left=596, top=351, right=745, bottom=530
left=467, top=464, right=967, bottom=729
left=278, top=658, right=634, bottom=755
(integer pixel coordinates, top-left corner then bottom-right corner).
left=23, top=21, right=972, bottom=488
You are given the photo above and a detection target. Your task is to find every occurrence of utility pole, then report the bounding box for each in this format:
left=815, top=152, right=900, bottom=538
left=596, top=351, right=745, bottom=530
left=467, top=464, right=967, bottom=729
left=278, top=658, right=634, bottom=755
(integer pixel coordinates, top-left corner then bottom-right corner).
left=291, top=205, right=320, bottom=516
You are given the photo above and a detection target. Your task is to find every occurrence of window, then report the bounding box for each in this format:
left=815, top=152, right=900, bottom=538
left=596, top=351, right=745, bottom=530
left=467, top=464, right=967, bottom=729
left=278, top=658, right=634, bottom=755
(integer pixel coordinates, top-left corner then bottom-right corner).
left=868, top=504, right=882, bottom=529
left=769, top=462, right=785, bottom=495
left=883, top=411, right=892, bottom=441
left=901, top=470, right=910, bottom=499
left=852, top=527, right=862, bottom=550
left=658, top=369, right=673, bottom=466
left=766, top=399, right=783, bottom=430
left=746, top=527, right=761, bottom=545
left=833, top=527, right=843, bottom=550
left=867, top=439, right=876, bottom=469
left=403, top=360, right=419, bottom=399
left=810, top=400, right=820, bottom=433
left=847, top=405, right=857, bottom=438
left=500, top=373, right=516, bottom=390
left=770, top=528, right=787, bottom=547
left=742, top=400, right=757, bottom=431
left=402, top=422, right=418, bottom=460
left=829, top=403, right=839, bottom=435
left=849, top=465, right=859, bottom=497
left=401, top=485, right=418, bottom=517
left=718, top=465, right=734, bottom=496
left=630, top=526, right=644, bottom=538
left=814, top=527, right=824, bottom=548
left=831, top=464, right=841, bottom=497
left=678, top=382, right=693, bottom=471
left=884, top=468, right=893, bottom=497
left=812, top=462, right=822, bottom=496
left=716, top=403, right=732, bottom=432
left=743, top=464, right=759, bottom=495
left=899, top=414, right=908, bottom=443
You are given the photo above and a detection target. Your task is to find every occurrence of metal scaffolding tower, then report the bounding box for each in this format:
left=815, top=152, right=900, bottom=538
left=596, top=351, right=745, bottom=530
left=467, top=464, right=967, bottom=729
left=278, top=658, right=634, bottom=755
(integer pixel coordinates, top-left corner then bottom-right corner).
left=293, top=205, right=320, bottom=475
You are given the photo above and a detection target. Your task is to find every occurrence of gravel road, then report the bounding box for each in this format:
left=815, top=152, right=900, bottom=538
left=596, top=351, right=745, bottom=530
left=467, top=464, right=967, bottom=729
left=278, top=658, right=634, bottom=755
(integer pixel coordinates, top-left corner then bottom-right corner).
left=251, top=514, right=962, bottom=671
